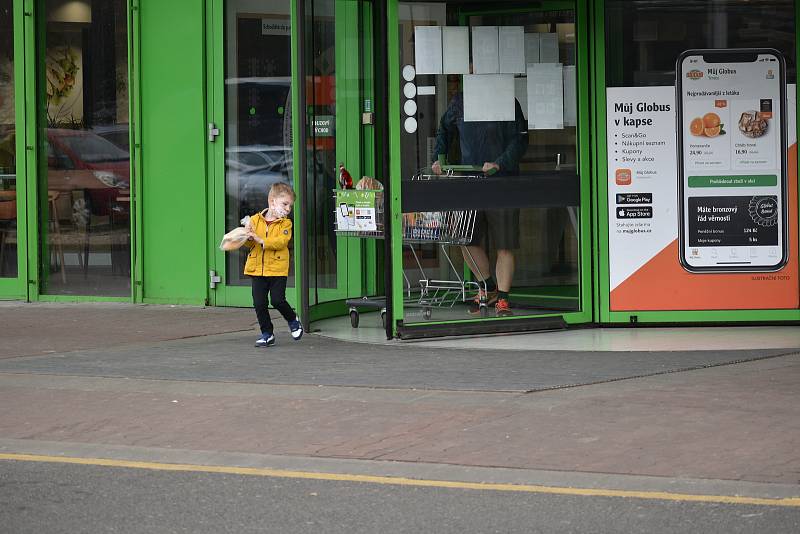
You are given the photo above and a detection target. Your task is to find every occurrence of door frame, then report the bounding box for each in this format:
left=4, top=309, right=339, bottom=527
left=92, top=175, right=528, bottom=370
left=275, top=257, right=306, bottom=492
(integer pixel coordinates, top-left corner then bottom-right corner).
left=385, top=0, right=595, bottom=338
left=0, top=0, right=31, bottom=300
left=5, top=0, right=139, bottom=303
left=205, top=0, right=300, bottom=307
left=303, top=0, right=378, bottom=324
left=207, top=0, right=373, bottom=313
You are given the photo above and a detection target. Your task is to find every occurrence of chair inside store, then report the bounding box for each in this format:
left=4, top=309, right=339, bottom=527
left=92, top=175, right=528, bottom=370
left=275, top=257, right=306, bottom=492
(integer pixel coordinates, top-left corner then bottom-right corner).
left=0, top=191, right=16, bottom=277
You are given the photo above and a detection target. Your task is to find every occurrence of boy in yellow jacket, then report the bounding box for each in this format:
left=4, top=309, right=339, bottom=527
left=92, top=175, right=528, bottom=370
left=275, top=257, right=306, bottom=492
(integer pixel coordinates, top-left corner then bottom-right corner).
left=244, top=183, right=303, bottom=347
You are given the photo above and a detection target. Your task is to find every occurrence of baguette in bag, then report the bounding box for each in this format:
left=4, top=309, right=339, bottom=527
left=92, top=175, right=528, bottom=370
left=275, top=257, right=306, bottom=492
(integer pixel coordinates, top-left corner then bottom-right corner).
left=219, top=215, right=252, bottom=251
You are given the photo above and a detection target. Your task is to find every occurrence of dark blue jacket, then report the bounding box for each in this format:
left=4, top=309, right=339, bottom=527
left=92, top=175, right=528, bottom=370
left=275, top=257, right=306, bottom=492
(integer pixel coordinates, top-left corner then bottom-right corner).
left=433, top=92, right=527, bottom=175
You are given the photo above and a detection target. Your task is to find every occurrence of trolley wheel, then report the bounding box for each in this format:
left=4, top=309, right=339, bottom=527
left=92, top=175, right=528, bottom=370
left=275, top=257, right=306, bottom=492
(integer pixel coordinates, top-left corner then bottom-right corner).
left=350, top=310, right=360, bottom=328
left=423, top=308, right=432, bottom=320
left=381, top=311, right=387, bottom=329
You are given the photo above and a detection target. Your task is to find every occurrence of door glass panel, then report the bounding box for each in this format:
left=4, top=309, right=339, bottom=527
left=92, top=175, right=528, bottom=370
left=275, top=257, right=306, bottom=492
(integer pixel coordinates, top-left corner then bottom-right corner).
left=399, top=1, right=580, bottom=325
left=40, top=0, right=131, bottom=295
left=303, top=0, right=337, bottom=297
left=223, top=0, right=294, bottom=287
left=0, top=0, right=17, bottom=278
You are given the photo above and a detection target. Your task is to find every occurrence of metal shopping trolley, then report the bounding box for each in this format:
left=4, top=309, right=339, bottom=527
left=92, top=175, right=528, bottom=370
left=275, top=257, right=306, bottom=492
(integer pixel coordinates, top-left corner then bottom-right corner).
left=334, top=169, right=488, bottom=328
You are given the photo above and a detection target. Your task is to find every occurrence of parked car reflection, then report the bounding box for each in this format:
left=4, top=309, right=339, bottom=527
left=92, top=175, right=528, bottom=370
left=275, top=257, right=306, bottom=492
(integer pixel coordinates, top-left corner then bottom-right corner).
left=226, top=145, right=293, bottom=218
left=46, top=128, right=130, bottom=223
left=92, top=124, right=131, bottom=151
left=225, top=144, right=335, bottom=233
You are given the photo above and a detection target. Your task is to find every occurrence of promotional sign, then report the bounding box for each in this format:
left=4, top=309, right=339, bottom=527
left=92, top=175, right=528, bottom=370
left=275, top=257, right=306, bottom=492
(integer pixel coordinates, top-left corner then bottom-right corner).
left=606, top=78, right=798, bottom=311
left=677, top=50, right=787, bottom=271
left=336, top=190, right=377, bottom=232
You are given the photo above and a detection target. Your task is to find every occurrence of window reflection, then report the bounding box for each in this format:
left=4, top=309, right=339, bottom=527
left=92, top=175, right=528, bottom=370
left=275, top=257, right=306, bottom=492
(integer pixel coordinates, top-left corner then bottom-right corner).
left=399, top=1, right=581, bottom=324
left=41, top=0, right=130, bottom=295
left=224, top=1, right=295, bottom=287
left=305, top=0, right=337, bottom=294
left=0, top=0, right=16, bottom=278
left=605, top=0, right=796, bottom=87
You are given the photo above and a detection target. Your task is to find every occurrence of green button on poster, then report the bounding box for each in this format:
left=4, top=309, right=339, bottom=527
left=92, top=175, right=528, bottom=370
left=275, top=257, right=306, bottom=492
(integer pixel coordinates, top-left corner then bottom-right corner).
left=688, top=175, right=777, bottom=188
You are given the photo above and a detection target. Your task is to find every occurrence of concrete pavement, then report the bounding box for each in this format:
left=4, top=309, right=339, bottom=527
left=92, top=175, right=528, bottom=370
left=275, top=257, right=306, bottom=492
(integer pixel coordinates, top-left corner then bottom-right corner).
left=1, top=302, right=799, bottom=503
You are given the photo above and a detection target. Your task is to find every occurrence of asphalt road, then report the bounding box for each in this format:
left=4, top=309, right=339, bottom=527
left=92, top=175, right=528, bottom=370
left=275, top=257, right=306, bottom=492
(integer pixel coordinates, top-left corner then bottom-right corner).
left=2, top=460, right=798, bottom=534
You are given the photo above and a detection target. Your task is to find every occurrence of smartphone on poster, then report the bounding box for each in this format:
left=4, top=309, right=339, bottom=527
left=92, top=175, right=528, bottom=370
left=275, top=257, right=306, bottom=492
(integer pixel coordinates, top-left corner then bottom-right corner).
left=676, top=48, right=788, bottom=272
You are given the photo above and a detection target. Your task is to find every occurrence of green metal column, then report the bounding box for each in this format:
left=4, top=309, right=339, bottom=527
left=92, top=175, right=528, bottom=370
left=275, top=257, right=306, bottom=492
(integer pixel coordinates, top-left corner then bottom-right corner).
left=139, top=0, right=208, bottom=305
left=0, top=0, right=32, bottom=300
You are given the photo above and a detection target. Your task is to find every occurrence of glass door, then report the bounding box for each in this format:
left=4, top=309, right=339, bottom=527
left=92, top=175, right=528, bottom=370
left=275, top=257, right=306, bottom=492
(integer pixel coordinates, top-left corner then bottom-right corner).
left=208, top=0, right=296, bottom=307
left=389, top=0, right=593, bottom=336
left=36, top=0, right=132, bottom=297
left=208, top=0, right=372, bottom=311
left=0, top=0, right=27, bottom=298
left=302, top=0, right=375, bottom=322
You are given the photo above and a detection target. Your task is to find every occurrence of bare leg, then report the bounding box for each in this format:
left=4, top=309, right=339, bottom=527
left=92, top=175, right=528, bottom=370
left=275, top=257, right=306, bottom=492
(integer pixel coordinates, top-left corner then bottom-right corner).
left=464, top=245, right=491, bottom=281
left=495, top=249, right=515, bottom=293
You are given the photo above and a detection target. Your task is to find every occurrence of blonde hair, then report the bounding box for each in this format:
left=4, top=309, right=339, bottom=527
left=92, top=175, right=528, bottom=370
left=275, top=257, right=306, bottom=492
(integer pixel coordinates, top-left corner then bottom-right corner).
left=269, top=182, right=296, bottom=202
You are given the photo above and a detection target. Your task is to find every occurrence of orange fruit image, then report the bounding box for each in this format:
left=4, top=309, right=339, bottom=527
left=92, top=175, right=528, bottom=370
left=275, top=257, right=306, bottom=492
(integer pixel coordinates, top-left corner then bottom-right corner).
left=704, top=125, right=721, bottom=137
left=703, top=112, right=721, bottom=128
left=690, top=118, right=705, bottom=136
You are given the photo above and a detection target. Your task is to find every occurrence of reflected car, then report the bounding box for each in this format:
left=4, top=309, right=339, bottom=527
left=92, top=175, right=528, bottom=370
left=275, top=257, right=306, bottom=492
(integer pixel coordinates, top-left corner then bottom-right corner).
left=92, top=124, right=131, bottom=151
left=226, top=145, right=287, bottom=173
left=226, top=146, right=294, bottom=218
left=46, top=128, right=130, bottom=221
left=225, top=145, right=335, bottom=227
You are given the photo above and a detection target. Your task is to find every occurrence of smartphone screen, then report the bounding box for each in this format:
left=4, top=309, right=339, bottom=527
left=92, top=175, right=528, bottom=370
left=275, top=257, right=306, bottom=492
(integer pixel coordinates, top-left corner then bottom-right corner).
left=676, top=49, right=788, bottom=272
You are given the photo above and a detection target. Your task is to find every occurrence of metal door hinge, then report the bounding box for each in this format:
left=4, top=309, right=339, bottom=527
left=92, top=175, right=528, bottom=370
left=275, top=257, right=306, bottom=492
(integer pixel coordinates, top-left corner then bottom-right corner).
left=209, top=270, right=221, bottom=289
left=208, top=123, right=220, bottom=142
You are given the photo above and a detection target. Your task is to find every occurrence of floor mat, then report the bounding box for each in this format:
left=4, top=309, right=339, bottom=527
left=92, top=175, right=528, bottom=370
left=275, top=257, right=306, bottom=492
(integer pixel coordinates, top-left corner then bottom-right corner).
left=0, top=332, right=795, bottom=392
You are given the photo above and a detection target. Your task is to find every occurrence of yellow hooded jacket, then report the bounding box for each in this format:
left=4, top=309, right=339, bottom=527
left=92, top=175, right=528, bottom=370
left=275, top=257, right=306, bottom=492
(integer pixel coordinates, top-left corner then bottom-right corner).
left=243, top=211, right=292, bottom=277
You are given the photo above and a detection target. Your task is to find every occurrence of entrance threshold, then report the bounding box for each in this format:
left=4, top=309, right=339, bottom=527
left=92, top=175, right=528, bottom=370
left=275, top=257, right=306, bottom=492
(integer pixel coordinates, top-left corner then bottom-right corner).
left=312, top=314, right=800, bottom=352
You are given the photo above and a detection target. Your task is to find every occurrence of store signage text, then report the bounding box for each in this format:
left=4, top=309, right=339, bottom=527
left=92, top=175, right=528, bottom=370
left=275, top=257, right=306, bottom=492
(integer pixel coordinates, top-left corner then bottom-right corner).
left=613, top=102, right=672, bottom=128
left=262, top=19, right=290, bottom=35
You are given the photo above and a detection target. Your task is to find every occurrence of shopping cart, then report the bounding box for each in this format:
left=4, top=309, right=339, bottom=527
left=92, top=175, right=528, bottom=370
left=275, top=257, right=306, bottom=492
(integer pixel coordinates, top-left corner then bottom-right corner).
left=334, top=169, right=488, bottom=328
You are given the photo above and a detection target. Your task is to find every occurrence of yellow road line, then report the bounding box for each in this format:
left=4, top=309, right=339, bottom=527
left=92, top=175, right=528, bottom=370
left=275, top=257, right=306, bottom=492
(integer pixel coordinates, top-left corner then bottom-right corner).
left=2, top=453, right=799, bottom=507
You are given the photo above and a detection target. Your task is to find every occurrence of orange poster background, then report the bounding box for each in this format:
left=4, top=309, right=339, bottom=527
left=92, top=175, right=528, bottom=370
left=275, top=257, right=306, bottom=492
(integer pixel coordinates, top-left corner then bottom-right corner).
left=611, top=144, right=800, bottom=310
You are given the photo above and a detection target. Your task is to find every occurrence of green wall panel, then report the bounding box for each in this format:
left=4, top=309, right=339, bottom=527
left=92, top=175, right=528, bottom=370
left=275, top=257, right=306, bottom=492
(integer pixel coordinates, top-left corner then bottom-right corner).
left=139, top=0, right=208, bottom=304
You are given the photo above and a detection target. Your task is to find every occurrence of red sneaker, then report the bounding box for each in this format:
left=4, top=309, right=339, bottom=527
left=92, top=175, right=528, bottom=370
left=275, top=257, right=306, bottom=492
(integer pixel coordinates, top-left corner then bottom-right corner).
left=495, top=298, right=513, bottom=317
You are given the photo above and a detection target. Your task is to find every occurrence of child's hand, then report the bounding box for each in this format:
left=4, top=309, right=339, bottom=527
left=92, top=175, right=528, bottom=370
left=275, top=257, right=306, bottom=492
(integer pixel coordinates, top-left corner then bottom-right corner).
left=247, top=230, right=263, bottom=246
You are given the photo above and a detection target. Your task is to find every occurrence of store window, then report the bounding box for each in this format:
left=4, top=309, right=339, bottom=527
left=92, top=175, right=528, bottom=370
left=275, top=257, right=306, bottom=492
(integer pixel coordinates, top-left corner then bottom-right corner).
left=605, top=0, right=796, bottom=87
left=40, top=0, right=131, bottom=296
left=398, top=1, right=581, bottom=324
left=603, top=1, right=799, bottom=313
left=0, top=0, right=16, bottom=278
left=224, top=0, right=295, bottom=287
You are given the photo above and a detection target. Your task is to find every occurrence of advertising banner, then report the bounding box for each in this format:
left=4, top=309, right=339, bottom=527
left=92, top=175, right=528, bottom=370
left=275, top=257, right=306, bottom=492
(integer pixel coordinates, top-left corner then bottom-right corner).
left=336, top=190, right=377, bottom=232
left=606, top=83, right=798, bottom=311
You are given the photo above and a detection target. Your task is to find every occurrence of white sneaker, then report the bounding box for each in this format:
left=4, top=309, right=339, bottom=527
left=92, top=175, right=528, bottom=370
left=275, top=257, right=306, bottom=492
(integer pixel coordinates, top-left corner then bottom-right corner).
left=289, top=320, right=303, bottom=341
left=255, top=333, right=275, bottom=347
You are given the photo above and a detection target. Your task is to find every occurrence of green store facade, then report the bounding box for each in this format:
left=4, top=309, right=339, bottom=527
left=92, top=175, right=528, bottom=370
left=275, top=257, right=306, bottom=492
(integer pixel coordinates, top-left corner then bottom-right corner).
left=1, top=0, right=799, bottom=339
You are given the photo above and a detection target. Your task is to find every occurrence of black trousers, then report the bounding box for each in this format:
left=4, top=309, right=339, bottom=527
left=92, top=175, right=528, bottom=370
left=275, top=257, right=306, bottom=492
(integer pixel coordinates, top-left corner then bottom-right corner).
left=251, top=276, right=297, bottom=334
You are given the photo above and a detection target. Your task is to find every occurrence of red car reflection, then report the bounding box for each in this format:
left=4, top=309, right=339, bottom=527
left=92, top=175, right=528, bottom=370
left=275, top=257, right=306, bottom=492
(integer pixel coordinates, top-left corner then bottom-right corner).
left=46, top=128, right=130, bottom=219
